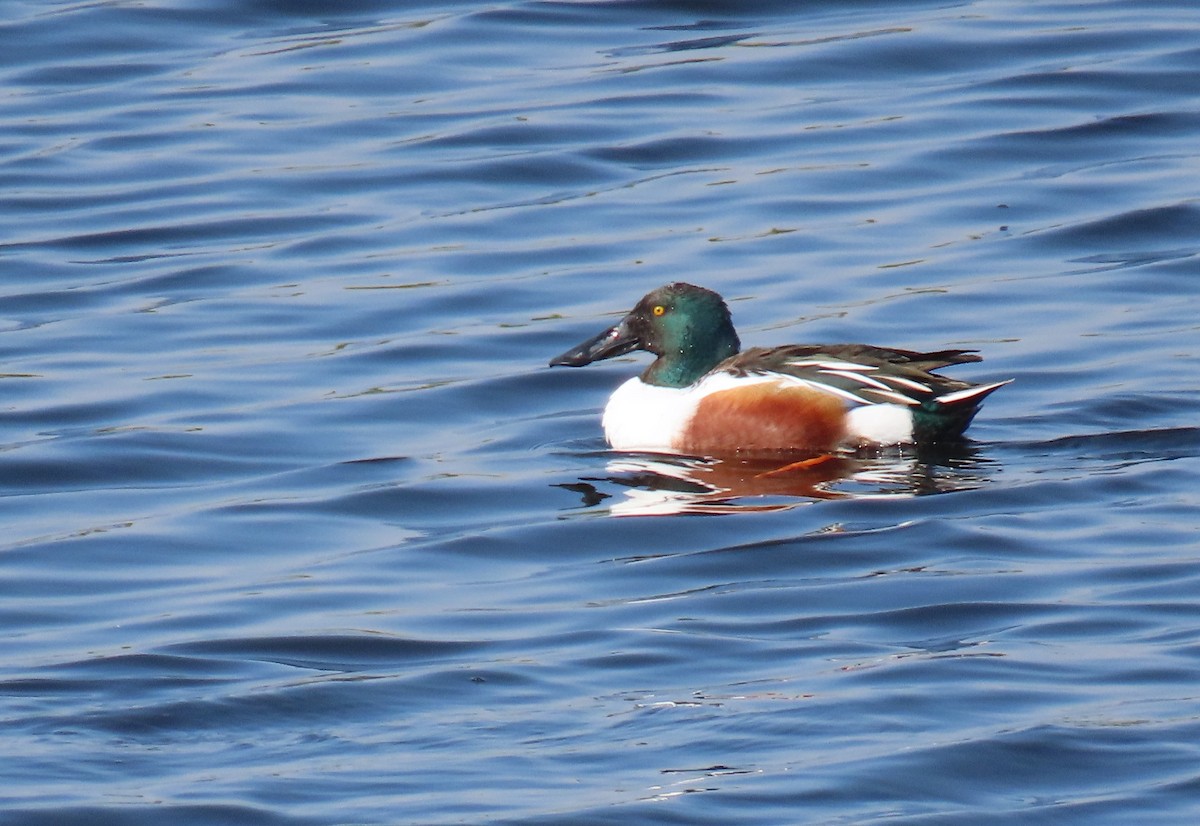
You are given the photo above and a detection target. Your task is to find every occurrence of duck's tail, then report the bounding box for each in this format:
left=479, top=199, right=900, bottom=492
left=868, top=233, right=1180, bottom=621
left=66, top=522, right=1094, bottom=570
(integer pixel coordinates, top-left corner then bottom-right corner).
left=915, top=379, right=1013, bottom=441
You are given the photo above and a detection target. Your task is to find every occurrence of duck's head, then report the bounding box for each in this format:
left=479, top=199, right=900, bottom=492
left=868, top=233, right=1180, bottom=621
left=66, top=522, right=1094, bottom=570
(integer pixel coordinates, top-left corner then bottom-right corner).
left=549, top=282, right=741, bottom=388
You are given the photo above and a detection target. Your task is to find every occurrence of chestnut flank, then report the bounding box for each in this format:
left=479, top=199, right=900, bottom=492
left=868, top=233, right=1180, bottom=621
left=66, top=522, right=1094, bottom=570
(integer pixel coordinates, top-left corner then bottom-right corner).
left=680, top=382, right=847, bottom=455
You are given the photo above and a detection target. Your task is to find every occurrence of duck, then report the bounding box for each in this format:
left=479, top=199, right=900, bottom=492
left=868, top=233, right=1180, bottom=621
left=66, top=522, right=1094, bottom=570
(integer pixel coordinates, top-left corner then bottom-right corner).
left=550, top=282, right=1009, bottom=456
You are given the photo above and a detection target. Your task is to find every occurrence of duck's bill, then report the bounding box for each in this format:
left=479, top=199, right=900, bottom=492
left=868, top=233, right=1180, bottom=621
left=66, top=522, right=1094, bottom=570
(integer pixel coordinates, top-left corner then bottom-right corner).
left=549, top=318, right=639, bottom=367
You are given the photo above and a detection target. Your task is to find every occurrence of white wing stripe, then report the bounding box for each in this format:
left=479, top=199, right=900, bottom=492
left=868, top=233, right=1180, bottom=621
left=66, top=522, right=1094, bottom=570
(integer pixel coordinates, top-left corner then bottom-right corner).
left=935, top=379, right=1013, bottom=405
left=881, top=375, right=932, bottom=394
left=865, top=388, right=921, bottom=406
left=819, top=369, right=893, bottom=390
left=785, top=359, right=877, bottom=372
left=786, top=376, right=871, bottom=405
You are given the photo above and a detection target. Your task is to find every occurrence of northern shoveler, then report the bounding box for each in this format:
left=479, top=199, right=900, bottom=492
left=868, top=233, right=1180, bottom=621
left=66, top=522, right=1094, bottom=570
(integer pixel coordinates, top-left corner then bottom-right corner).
left=550, top=282, right=1009, bottom=456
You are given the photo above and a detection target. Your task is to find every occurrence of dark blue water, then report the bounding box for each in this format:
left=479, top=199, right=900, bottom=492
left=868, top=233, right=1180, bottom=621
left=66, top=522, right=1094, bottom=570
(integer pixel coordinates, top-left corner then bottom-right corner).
left=2, top=1, right=1198, bottom=823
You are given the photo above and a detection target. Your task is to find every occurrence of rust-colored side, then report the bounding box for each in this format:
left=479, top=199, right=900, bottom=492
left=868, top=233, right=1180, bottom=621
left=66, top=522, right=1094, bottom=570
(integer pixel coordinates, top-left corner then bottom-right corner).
left=678, top=382, right=847, bottom=455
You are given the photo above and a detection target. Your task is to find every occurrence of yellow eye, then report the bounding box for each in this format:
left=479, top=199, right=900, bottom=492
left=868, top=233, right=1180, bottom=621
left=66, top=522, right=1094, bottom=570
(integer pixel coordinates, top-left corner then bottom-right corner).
left=652, top=305, right=666, bottom=316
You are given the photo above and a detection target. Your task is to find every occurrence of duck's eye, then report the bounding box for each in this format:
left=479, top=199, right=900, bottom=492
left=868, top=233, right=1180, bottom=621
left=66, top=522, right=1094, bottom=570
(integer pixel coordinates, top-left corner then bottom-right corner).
left=652, top=305, right=666, bottom=316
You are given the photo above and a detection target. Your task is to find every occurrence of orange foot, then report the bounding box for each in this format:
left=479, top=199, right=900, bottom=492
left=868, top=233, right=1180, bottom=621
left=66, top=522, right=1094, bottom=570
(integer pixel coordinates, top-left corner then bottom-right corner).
left=755, top=454, right=837, bottom=478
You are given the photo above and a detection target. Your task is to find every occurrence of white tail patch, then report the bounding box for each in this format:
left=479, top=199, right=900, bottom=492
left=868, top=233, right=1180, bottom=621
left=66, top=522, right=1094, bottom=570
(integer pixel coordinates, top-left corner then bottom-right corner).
left=845, top=404, right=914, bottom=445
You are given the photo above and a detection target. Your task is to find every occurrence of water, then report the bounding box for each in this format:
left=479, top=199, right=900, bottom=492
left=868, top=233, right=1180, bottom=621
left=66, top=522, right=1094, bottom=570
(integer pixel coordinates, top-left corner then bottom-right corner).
left=2, top=0, right=1198, bottom=822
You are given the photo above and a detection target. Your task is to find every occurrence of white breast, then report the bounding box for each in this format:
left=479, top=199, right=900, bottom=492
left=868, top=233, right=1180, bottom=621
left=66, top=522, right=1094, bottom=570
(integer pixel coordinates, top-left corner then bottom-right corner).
left=602, top=378, right=693, bottom=452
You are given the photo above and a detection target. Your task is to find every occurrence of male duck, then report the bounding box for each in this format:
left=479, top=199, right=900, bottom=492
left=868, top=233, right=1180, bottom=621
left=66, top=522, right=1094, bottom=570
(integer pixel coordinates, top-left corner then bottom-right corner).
left=550, top=282, right=1009, bottom=456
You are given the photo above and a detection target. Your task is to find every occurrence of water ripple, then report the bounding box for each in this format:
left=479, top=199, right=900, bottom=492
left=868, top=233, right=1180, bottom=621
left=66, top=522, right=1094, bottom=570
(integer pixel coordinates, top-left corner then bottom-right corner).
left=2, top=0, right=1199, bottom=822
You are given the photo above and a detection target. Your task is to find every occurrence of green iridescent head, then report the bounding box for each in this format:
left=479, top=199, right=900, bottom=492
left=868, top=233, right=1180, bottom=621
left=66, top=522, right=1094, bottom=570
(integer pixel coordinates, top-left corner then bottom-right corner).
left=550, top=282, right=741, bottom=388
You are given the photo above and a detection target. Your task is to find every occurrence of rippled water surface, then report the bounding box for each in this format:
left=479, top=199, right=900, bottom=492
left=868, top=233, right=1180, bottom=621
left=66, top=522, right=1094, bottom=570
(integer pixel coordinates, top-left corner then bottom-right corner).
left=3, top=0, right=1199, bottom=823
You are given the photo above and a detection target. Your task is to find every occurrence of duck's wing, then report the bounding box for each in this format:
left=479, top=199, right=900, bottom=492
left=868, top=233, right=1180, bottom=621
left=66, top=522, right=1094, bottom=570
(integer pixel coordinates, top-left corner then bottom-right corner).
left=716, top=344, right=986, bottom=406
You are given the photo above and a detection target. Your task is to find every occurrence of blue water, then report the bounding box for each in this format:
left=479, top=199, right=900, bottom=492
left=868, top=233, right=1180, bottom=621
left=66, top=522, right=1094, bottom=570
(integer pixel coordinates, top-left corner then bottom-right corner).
left=2, top=0, right=1199, bottom=823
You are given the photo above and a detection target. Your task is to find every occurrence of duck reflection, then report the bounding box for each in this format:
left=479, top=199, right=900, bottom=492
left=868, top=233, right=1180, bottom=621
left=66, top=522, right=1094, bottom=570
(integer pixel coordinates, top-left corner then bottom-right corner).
left=558, top=446, right=996, bottom=516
